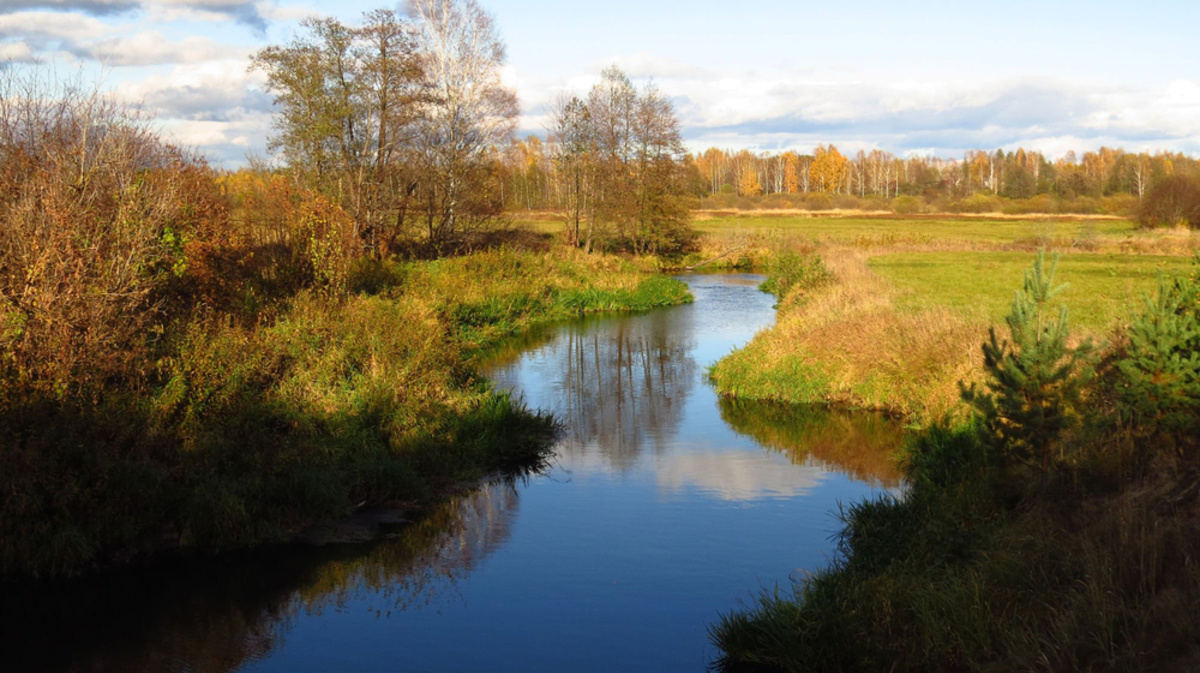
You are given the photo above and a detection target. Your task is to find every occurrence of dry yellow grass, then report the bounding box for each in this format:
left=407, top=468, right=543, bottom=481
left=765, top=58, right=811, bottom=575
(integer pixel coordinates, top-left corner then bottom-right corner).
left=710, top=249, right=986, bottom=419
left=692, top=208, right=1124, bottom=221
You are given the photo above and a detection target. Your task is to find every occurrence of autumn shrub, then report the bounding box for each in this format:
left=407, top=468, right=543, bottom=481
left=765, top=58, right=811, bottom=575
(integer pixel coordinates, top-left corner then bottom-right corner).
left=831, top=194, right=867, bottom=210
left=1137, top=175, right=1200, bottom=229
left=0, top=74, right=230, bottom=397
left=1062, top=195, right=1102, bottom=215
left=220, top=171, right=361, bottom=295
left=799, top=193, right=834, bottom=211
left=758, top=253, right=835, bottom=301
left=762, top=193, right=805, bottom=209
left=1001, top=193, right=1061, bottom=215
left=890, top=195, right=924, bottom=214
left=947, top=193, right=1003, bottom=213
left=1100, top=193, right=1140, bottom=217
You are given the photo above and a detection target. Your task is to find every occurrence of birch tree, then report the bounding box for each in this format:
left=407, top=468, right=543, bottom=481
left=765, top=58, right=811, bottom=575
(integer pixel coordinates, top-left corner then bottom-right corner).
left=406, top=0, right=518, bottom=252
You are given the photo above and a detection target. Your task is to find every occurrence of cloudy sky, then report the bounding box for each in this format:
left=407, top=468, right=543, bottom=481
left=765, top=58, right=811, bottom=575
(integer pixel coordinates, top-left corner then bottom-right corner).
left=4, top=0, right=1199, bottom=166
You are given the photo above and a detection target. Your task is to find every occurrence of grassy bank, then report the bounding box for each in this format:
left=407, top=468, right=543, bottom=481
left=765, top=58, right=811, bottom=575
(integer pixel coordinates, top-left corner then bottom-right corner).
left=711, top=257, right=1200, bottom=672
left=708, top=250, right=986, bottom=417
left=0, top=249, right=690, bottom=578
left=706, top=219, right=1195, bottom=418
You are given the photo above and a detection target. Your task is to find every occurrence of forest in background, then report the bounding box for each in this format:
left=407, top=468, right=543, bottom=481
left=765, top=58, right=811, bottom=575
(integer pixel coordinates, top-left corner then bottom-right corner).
left=497, top=137, right=1200, bottom=220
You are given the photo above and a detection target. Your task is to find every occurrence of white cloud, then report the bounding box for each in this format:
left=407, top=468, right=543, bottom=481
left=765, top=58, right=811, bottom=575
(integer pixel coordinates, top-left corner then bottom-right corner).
left=0, top=41, right=35, bottom=61
left=0, top=10, right=114, bottom=41
left=513, top=57, right=1200, bottom=158
left=82, top=31, right=251, bottom=65
left=2, top=0, right=269, bottom=31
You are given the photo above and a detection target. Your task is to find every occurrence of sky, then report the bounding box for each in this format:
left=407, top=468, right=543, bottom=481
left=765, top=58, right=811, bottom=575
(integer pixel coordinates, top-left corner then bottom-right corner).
left=3, top=0, right=1199, bottom=167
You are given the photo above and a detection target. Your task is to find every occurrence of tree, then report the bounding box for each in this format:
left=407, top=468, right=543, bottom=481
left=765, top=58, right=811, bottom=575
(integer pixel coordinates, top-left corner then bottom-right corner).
left=548, top=66, right=694, bottom=254
left=628, top=81, right=693, bottom=254
left=809, top=145, right=847, bottom=193
left=961, top=251, right=1093, bottom=472
left=251, top=10, right=424, bottom=257
left=1137, top=175, right=1200, bottom=229
left=782, top=152, right=802, bottom=194
left=406, top=0, right=519, bottom=252
left=550, top=95, right=593, bottom=248
left=737, top=161, right=763, bottom=196
left=1116, top=261, right=1200, bottom=443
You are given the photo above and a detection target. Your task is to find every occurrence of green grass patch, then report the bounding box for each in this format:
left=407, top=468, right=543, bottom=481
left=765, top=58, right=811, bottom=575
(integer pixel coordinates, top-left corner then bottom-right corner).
left=870, top=251, right=1194, bottom=333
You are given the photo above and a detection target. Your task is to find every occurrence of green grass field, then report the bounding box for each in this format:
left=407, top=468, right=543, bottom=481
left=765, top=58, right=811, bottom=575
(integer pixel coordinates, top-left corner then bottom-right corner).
left=869, top=251, right=1195, bottom=333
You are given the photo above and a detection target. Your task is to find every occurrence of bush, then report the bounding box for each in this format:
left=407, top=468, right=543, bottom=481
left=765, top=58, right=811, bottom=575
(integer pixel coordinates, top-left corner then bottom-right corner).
left=1137, top=175, right=1200, bottom=228
left=1099, top=193, right=1139, bottom=217
left=759, top=253, right=834, bottom=301
left=800, top=193, right=833, bottom=211
left=948, top=193, right=1003, bottom=213
left=890, top=195, right=924, bottom=214
left=0, top=73, right=229, bottom=397
left=1001, top=193, right=1060, bottom=215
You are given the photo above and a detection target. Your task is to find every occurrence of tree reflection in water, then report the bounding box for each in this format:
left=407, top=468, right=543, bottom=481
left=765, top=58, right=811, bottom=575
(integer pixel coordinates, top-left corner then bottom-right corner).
left=718, top=398, right=905, bottom=488
left=0, top=480, right=522, bottom=673
left=487, top=310, right=696, bottom=472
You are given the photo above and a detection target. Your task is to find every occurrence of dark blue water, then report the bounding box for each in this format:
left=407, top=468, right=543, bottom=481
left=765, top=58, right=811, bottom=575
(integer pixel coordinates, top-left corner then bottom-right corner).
left=3, top=274, right=902, bottom=673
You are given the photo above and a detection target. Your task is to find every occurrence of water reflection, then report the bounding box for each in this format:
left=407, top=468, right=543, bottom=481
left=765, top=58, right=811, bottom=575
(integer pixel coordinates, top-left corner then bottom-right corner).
left=653, top=450, right=830, bottom=501
left=488, top=311, right=696, bottom=472
left=719, top=398, right=904, bottom=488
left=0, top=274, right=907, bottom=673
left=0, top=481, right=521, bottom=673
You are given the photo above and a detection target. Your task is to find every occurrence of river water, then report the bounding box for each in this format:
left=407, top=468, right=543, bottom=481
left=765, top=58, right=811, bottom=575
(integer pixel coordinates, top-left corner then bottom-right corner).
left=2, top=273, right=903, bottom=673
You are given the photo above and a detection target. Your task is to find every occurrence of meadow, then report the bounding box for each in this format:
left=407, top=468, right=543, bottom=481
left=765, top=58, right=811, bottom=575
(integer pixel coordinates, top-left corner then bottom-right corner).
left=689, top=212, right=1198, bottom=417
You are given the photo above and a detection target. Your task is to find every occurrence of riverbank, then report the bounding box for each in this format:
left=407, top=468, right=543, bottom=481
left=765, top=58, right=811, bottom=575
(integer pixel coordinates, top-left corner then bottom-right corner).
left=710, top=253, right=1200, bottom=672
left=704, top=231, right=1194, bottom=419
left=0, top=249, right=691, bottom=579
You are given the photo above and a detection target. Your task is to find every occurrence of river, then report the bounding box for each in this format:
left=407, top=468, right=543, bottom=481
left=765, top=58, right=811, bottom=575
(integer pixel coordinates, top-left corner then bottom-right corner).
left=1, top=273, right=903, bottom=673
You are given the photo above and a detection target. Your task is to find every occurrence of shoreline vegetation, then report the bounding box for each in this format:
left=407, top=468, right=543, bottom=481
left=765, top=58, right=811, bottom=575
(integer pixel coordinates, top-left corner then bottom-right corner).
left=702, top=227, right=1200, bottom=669
left=0, top=245, right=692, bottom=578
left=2, top=6, right=705, bottom=580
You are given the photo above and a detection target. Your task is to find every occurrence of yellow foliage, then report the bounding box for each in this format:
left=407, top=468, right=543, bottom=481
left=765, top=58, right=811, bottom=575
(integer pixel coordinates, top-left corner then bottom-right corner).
left=809, top=145, right=847, bottom=193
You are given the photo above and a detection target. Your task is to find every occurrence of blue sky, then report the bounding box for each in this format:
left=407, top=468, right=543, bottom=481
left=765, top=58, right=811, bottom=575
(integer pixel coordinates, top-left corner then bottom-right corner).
left=3, top=0, right=1198, bottom=166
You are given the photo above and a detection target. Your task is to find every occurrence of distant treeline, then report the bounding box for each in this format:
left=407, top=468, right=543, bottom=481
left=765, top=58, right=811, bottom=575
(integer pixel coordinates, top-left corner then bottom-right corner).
left=497, top=140, right=1200, bottom=219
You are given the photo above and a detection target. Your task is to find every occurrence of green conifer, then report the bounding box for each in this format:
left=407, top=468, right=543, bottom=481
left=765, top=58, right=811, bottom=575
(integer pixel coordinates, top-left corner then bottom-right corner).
left=1116, top=255, right=1200, bottom=442
left=961, top=250, right=1093, bottom=471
